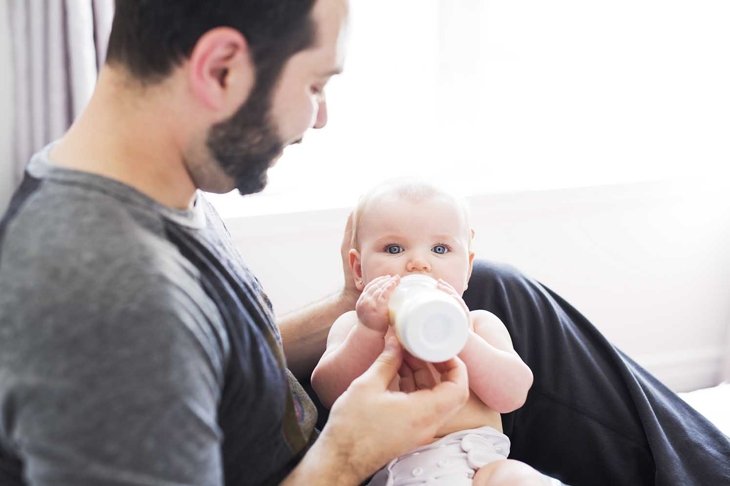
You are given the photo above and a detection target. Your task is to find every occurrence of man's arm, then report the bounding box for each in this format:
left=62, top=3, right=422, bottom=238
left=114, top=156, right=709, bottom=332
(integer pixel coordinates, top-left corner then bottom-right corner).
left=278, top=213, right=359, bottom=379
left=278, top=290, right=358, bottom=380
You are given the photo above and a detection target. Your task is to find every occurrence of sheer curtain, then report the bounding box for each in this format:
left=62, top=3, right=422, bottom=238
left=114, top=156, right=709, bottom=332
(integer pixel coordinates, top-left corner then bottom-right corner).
left=7, top=0, right=114, bottom=187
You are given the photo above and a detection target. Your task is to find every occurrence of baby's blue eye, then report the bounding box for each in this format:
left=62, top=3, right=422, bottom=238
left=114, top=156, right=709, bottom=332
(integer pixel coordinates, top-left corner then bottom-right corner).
left=432, top=245, right=449, bottom=255
left=385, top=245, right=403, bottom=255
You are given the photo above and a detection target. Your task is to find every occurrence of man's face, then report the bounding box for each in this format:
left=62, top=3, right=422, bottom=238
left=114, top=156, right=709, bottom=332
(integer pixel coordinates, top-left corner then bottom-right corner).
left=206, top=78, right=284, bottom=196
left=206, top=0, right=348, bottom=196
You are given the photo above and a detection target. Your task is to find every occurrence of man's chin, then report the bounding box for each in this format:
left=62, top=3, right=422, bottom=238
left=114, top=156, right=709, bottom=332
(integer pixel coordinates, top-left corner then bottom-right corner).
left=196, top=176, right=237, bottom=195
left=197, top=172, right=261, bottom=196
left=214, top=150, right=282, bottom=196
left=235, top=172, right=268, bottom=196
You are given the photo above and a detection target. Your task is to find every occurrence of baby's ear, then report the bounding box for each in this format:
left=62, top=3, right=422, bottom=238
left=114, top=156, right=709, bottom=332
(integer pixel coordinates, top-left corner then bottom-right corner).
left=465, top=230, right=476, bottom=290
left=349, top=249, right=365, bottom=291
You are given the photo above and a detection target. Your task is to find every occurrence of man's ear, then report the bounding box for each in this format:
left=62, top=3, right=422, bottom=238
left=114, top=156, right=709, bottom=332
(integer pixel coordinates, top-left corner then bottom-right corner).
left=187, top=27, right=255, bottom=118
left=349, top=249, right=365, bottom=291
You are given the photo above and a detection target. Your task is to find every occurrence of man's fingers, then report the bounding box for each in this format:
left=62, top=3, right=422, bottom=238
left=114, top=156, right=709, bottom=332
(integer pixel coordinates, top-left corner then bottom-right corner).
left=398, top=362, right=416, bottom=392
left=432, top=357, right=461, bottom=376
left=341, top=212, right=354, bottom=250
left=356, top=346, right=468, bottom=410
left=402, top=353, right=437, bottom=390
left=424, top=357, right=470, bottom=412
left=393, top=363, right=469, bottom=426
left=354, top=336, right=403, bottom=390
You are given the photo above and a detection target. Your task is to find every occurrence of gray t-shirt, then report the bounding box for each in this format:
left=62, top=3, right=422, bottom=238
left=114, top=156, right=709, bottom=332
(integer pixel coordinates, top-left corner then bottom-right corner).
left=0, top=146, right=316, bottom=485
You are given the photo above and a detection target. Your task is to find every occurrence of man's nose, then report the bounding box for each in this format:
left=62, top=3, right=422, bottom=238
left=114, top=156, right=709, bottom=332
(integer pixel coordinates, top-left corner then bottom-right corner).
left=313, top=98, right=328, bottom=129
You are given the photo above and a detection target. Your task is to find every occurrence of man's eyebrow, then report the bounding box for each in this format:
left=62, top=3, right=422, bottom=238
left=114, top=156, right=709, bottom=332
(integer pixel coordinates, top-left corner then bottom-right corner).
left=319, top=67, right=343, bottom=77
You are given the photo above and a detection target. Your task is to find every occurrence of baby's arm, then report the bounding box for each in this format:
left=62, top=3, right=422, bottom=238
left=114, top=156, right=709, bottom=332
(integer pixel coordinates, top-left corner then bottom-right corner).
left=310, top=311, right=386, bottom=408
left=459, top=310, right=533, bottom=413
left=311, top=275, right=400, bottom=409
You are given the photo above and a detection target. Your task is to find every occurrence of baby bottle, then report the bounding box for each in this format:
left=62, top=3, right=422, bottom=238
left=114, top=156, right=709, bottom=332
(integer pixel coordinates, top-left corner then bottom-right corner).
left=388, top=274, right=470, bottom=362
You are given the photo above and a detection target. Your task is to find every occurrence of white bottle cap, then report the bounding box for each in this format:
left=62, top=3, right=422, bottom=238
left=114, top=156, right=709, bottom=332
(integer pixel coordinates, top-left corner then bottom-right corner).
left=397, top=297, right=469, bottom=362
left=390, top=275, right=469, bottom=362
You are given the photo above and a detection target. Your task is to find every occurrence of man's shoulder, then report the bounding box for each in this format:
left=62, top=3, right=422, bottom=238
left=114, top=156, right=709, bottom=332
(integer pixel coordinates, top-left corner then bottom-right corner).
left=0, top=181, right=213, bottom=324
left=2, top=179, right=183, bottom=279
left=9, top=178, right=165, bottom=244
left=0, top=183, right=228, bottom=373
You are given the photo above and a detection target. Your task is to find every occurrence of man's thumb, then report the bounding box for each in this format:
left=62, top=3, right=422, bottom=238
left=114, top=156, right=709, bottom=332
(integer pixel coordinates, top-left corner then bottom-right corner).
left=359, top=336, right=403, bottom=389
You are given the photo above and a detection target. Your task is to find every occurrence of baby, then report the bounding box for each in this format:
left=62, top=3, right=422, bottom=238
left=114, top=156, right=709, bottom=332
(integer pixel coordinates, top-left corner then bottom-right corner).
left=311, top=179, right=534, bottom=485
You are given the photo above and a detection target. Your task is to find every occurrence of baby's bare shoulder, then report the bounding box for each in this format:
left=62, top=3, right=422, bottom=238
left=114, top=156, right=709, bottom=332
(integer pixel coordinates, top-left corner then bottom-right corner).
left=469, top=310, right=514, bottom=348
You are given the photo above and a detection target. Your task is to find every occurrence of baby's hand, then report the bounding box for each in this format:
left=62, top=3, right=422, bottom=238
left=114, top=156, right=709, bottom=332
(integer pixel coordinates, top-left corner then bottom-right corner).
left=436, top=279, right=473, bottom=331
left=356, top=275, right=401, bottom=333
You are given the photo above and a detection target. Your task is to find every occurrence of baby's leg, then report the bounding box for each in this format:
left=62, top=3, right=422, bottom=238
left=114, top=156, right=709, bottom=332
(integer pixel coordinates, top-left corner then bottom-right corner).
left=474, top=459, right=562, bottom=486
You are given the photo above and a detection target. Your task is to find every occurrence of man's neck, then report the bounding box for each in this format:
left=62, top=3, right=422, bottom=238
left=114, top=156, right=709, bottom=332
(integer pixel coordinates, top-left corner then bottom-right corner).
left=49, top=67, right=198, bottom=210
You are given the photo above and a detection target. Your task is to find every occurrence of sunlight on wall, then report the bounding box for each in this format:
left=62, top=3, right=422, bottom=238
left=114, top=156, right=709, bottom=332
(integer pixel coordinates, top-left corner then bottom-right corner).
left=208, top=0, right=730, bottom=218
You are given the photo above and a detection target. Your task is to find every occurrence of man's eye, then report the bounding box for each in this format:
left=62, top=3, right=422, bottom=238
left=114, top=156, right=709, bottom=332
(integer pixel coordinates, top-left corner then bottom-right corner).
left=311, top=86, right=325, bottom=99
left=385, top=245, right=403, bottom=255
left=432, top=244, right=449, bottom=255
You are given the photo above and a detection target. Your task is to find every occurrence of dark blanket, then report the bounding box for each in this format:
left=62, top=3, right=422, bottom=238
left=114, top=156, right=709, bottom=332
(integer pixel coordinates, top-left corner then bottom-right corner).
left=462, top=260, right=729, bottom=485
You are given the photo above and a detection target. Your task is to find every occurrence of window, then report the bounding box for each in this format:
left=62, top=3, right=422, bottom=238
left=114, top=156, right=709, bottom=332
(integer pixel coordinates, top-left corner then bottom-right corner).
left=208, top=0, right=730, bottom=218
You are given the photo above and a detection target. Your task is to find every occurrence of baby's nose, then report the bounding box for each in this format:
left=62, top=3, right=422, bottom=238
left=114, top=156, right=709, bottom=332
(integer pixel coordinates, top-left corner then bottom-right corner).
left=406, top=256, right=431, bottom=273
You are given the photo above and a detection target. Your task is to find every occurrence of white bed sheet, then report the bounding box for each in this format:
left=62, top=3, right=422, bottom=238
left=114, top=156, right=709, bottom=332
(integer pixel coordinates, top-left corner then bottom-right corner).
left=679, top=383, right=730, bottom=437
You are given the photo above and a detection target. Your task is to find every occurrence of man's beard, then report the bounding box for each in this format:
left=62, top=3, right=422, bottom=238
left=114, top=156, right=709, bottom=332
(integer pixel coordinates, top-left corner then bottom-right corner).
left=206, top=84, right=284, bottom=196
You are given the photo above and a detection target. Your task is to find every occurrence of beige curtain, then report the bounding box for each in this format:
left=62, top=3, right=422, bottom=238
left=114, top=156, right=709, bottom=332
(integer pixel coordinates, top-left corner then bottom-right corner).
left=7, top=0, right=114, bottom=186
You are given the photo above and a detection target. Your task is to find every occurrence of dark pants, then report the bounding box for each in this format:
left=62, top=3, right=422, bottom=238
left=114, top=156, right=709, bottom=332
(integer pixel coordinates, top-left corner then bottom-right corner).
left=309, top=260, right=730, bottom=485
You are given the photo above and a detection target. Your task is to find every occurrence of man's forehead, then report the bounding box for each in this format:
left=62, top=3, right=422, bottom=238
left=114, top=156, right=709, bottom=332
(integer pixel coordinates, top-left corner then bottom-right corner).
left=312, top=0, right=350, bottom=29
left=309, top=0, right=349, bottom=65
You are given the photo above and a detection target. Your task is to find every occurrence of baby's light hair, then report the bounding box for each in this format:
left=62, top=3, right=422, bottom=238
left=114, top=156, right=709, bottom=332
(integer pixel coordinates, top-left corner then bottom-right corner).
left=350, top=178, right=473, bottom=250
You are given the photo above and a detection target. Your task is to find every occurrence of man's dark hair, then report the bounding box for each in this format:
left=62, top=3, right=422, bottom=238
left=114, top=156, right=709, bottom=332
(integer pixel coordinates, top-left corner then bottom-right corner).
left=106, top=0, right=317, bottom=86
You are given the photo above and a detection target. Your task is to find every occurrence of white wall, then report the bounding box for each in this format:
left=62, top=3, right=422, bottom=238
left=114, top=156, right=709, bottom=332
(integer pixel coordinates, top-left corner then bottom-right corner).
left=224, top=179, right=730, bottom=392
left=0, top=1, right=15, bottom=213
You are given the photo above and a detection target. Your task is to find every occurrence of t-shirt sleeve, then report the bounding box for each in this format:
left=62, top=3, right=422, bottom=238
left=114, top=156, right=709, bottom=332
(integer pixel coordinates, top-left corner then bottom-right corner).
left=6, top=277, right=227, bottom=486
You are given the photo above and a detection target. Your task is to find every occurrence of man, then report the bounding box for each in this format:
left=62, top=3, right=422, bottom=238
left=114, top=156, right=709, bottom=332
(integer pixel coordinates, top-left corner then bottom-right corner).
left=2, top=1, right=727, bottom=485
left=0, top=0, right=482, bottom=484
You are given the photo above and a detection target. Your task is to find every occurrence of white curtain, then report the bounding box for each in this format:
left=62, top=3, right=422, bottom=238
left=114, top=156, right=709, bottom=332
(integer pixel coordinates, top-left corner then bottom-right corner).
left=7, top=0, right=114, bottom=186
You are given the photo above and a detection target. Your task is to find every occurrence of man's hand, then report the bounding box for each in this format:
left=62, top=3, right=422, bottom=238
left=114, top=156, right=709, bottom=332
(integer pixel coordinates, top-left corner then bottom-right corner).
left=398, top=351, right=442, bottom=392
left=340, top=212, right=361, bottom=308
left=288, top=336, right=470, bottom=485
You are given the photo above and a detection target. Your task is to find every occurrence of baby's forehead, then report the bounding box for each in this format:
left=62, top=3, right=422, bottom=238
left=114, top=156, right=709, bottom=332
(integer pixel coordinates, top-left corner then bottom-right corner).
left=364, top=190, right=464, bottom=216
left=352, top=182, right=473, bottom=246
left=366, top=184, right=441, bottom=204
left=360, top=192, right=470, bottom=232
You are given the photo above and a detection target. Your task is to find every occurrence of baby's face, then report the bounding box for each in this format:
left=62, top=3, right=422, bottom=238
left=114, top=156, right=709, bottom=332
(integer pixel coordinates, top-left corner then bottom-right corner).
left=352, top=194, right=474, bottom=294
